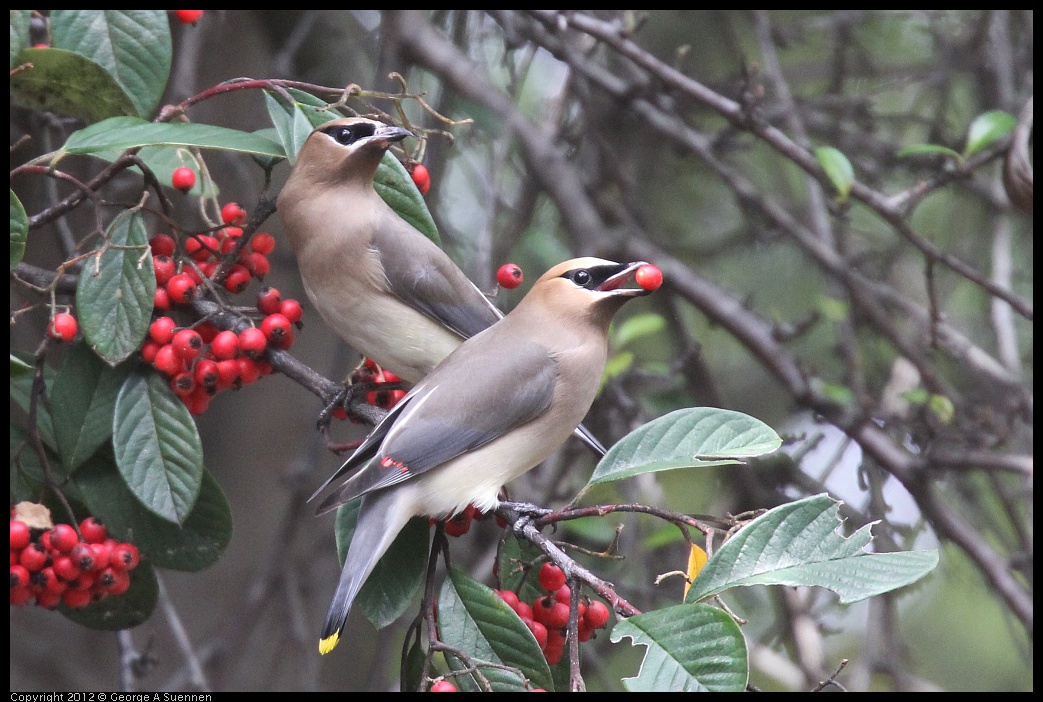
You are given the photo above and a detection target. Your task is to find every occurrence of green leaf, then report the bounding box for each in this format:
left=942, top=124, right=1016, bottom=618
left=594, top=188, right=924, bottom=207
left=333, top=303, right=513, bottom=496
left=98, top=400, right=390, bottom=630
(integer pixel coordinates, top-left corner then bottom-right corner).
left=10, top=189, right=27, bottom=270
left=10, top=353, right=57, bottom=452
left=964, top=110, right=1017, bottom=158
left=610, top=602, right=748, bottom=692
left=334, top=501, right=430, bottom=629
left=264, top=91, right=318, bottom=165
left=587, top=407, right=782, bottom=487
left=10, top=10, right=30, bottom=69
left=374, top=152, right=441, bottom=247
left=50, top=10, right=171, bottom=118
left=75, top=208, right=155, bottom=365
left=61, top=561, right=158, bottom=630
left=896, top=143, right=963, bottom=161
left=438, top=566, right=554, bottom=692
left=613, top=312, right=667, bottom=349
left=285, top=87, right=343, bottom=127
left=51, top=342, right=133, bottom=471
left=60, top=117, right=285, bottom=159
left=113, top=369, right=204, bottom=524
left=10, top=354, right=33, bottom=378
left=75, top=449, right=232, bottom=571
left=10, top=48, right=137, bottom=124
left=685, top=493, right=939, bottom=604
left=814, top=146, right=855, bottom=204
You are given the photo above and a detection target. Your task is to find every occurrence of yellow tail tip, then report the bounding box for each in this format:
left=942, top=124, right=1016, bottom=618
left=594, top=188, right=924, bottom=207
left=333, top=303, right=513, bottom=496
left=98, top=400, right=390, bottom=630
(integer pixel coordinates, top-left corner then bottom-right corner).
left=319, top=632, right=340, bottom=655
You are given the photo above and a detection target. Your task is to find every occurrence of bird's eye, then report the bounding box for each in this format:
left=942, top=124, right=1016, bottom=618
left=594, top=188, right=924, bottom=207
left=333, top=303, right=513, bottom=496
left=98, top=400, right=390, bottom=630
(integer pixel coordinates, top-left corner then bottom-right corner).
left=325, top=123, right=375, bottom=146
left=571, top=270, right=592, bottom=287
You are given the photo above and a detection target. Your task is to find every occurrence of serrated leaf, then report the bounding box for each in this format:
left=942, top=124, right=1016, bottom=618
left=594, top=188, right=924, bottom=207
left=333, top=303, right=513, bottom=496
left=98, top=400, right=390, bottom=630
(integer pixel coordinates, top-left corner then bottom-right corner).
left=50, top=10, right=171, bottom=118
left=814, top=146, right=855, bottom=204
left=375, top=152, right=441, bottom=246
left=60, top=117, right=285, bottom=159
left=10, top=48, right=137, bottom=124
left=333, top=501, right=430, bottom=629
left=61, top=562, right=158, bottom=630
left=10, top=10, right=30, bottom=70
left=610, top=602, right=748, bottom=692
left=75, top=208, right=155, bottom=364
left=686, top=493, right=939, bottom=604
left=51, top=342, right=133, bottom=471
left=439, top=566, right=554, bottom=692
left=11, top=189, right=27, bottom=270
left=896, top=143, right=963, bottom=161
left=113, top=369, right=204, bottom=524
left=587, top=407, right=781, bottom=487
left=964, top=110, right=1017, bottom=158
left=264, top=91, right=318, bottom=165
left=75, top=449, right=231, bottom=571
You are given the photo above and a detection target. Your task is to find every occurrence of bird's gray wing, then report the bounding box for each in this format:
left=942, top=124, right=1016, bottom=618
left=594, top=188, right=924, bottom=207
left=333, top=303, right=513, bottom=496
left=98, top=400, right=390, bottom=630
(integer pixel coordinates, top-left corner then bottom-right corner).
left=315, top=339, right=557, bottom=515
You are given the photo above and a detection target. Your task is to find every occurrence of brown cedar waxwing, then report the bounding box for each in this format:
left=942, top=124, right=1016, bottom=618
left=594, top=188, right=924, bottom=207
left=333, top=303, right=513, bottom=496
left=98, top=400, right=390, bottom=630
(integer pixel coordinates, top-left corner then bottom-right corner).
left=277, top=117, right=606, bottom=454
left=310, top=258, right=655, bottom=655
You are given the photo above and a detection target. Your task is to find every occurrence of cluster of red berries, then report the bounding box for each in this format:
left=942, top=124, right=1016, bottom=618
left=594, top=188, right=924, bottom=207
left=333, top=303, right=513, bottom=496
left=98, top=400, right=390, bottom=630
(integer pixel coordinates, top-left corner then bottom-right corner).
left=11, top=512, right=140, bottom=610
left=141, top=202, right=304, bottom=414
left=495, top=563, right=611, bottom=665
left=333, top=358, right=406, bottom=422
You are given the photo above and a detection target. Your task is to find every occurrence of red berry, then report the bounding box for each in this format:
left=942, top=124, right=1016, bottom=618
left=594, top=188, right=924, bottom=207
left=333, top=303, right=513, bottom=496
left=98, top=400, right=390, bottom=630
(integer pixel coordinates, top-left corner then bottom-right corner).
left=184, top=386, right=212, bottom=415
left=153, top=255, right=176, bottom=285
left=238, top=327, right=267, bottom=359
left=185, top=234, right=216, bottom=262
left=149, top=316, right=177, bottom=345
left=242, top=251, right=271, bottom=279
left=172, top=328, right=203, bottom=361
left=109, top=543, right=140, bottom=571
left=538, top=562, right=566, bottom=592
left=48, top=524, right=79, bottom=553
left=222, top=226, right=244, bottom=240
left=443, top=511, right=472, bottom=537
left=194, top=359, right=219, bottom=390
left=166, top=273, right=197, bottom=305
left=260, top=313, right=292, bottom=345
left=80, top=518, right=107, bottom=544
left=52, top=555, right=81, bottom=581
left=62, top=587, right=92, bottom=609
left=237, top=357, right=261, bottom=385
left=210, top=330, right=240, bottom=360
left=19, top=542, right=48, bottom=571
left=497, top=263, right=523, bottom=290
left=149, top=233, right=176, bottom=257
left=171, top=167, right=196, bottom=193
left=526, top=619, right=549, bottom=650
left=584, top=599, right=610, bottom=629
left=256, top=287, right=282, bottom=315
left=515, top=601, right=532, bottom=621
left=279, top=298, right=304, bottom=325
left=195, top=321, right=220, bottom=343
left=10, top=520, right=31, bottom=551
left=532, top=596, right=554, bottom=626
left=215, top=358, right=242, bottom=390
left=220, top=202, right=247, bottom=225
left=224, top=264, right=252, bottom=294
left=152, top=344, right=182, bottom=376
left=174, top=10, right=204, bottom=24
left=69, top=542, right=95, bottom=571
left=634, top=264, right=663, bottom=291
left=48, top=312, right=78, bottom=343
left=546, top=601, right=570, bottom=629
left=153, top=286, right=172, bottom=311
left=411, top=163, right=431, bottom=195
left=430, top=680, right=456, bottom=693
left=10, top=585, right=33, bottom=606
left=496, top=589, right=521, bottom=611
left=171, top=371, right=196, bottom=398
left=250, top=232, right=275, bottom=256
left=11, top=564, right=31, bottom=589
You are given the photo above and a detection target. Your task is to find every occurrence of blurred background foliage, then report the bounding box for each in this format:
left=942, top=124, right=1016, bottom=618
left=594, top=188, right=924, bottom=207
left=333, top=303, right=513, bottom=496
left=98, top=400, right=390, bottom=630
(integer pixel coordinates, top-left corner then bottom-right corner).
left=11, top=10, right=1031, bottom=692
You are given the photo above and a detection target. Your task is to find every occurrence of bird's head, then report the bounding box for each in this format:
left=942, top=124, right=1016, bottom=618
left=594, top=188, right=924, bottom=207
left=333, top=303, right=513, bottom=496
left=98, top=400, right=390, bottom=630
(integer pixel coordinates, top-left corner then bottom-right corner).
left=294, top=117, right=412, bottom=185
left=524, top=258, right=656, bottom=329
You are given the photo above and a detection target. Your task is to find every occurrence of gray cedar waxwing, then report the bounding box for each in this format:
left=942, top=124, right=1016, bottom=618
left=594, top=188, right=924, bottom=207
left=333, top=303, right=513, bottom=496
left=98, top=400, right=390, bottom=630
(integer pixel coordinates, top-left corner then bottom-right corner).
left=310, top=258, right=654, bottom=654
left=277, top=117, right=605, bottom=454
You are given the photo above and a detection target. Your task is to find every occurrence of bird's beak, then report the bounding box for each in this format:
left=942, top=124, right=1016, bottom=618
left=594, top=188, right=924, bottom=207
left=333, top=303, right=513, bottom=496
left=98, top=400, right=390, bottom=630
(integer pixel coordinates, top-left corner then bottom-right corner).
left=373, top=124, right=412, bottom=147
left=597, top=261, right=652, bottom=297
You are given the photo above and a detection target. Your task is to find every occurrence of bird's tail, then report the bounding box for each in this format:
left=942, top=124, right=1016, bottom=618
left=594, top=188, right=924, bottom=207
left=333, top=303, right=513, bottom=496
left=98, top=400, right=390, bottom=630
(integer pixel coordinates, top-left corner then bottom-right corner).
left=319, top=490, right=411, bottom=655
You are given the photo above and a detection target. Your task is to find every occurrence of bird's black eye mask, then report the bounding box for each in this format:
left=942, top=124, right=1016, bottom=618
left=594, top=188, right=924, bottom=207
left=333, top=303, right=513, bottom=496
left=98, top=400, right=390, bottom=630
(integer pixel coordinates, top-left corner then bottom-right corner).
left=560, top=264, right=625, bottom=291
left=323, top=122, right=376, bottom=146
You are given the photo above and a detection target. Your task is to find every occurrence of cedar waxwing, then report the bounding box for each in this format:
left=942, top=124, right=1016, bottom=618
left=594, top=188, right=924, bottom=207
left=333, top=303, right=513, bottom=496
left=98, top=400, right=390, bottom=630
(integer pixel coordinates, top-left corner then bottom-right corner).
left=277, top=117, right=606, bottom=454
left=311, top=258, right=655, bottom=655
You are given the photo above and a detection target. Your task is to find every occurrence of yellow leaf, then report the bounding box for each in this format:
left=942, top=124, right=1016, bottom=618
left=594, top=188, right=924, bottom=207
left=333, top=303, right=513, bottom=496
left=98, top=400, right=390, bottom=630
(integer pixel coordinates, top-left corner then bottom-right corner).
left=684, top=543, right=708, bottom=600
